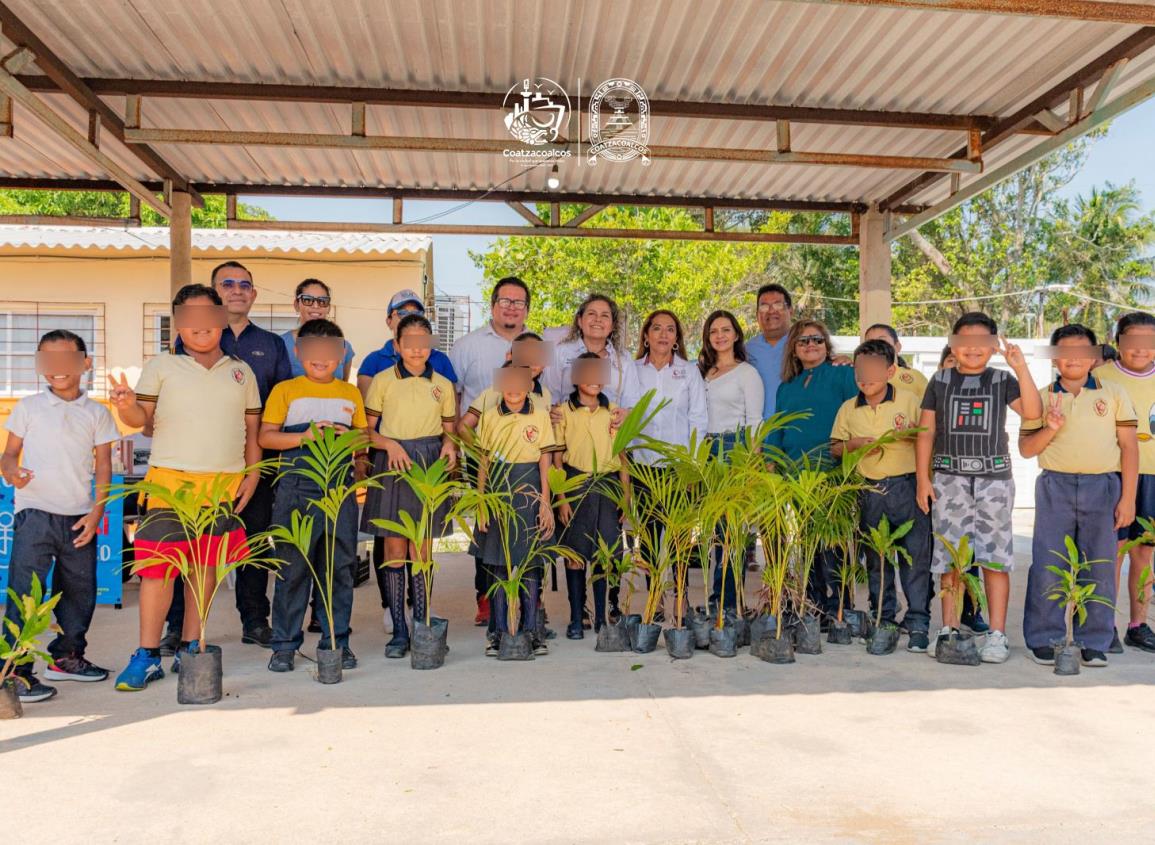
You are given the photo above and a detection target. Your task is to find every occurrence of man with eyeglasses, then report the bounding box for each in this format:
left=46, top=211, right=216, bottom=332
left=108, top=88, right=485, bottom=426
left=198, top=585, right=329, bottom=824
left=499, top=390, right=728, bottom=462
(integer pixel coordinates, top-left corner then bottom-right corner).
left=449, top=276, right=533, bottom=626
left=745, top=283, right=795, bottom=420
left=167, top=260, right=291, bottom=650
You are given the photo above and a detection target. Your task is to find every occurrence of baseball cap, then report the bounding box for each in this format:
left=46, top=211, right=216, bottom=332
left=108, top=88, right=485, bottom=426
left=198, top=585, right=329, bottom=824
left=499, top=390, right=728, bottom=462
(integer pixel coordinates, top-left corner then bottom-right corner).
left=388, top=289, right=424, bottom=316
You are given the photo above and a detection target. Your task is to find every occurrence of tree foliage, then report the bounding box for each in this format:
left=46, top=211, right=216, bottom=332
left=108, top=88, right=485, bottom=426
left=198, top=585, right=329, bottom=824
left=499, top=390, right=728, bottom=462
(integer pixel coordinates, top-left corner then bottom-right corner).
left=0, top=190, right=273, bottom=227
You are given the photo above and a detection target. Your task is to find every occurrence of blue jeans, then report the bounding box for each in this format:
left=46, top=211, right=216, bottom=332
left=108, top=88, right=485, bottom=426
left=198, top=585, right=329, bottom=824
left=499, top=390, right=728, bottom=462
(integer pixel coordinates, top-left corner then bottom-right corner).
left=707, top=431, right=750, bottom=611
left=3, top=508, right=97, bottom=667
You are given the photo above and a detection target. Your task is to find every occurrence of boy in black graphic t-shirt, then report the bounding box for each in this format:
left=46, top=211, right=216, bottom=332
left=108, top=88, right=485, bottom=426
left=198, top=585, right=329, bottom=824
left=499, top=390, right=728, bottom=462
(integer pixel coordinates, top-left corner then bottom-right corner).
left=916, top=312, right=1043, bottom=664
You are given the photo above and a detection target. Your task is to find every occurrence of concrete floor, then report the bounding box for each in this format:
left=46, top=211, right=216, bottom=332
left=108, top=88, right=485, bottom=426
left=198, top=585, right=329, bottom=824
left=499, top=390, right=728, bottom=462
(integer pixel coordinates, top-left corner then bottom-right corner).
left=4, top=510, right=1155, bottom=844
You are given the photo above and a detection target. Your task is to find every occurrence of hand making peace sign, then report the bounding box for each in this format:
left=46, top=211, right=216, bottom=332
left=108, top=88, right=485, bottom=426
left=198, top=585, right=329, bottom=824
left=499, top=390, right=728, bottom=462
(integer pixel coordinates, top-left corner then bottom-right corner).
left=107, top=372, right=137, bottom=409
left=1045, top=391, right=1066, bottom=432
left=999, top=335, right=1026, bottom=369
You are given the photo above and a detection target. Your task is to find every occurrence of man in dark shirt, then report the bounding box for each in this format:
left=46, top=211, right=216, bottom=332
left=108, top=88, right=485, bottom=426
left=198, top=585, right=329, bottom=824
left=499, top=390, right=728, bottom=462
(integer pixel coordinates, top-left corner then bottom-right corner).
left=166, top=261, right=291, bottom=649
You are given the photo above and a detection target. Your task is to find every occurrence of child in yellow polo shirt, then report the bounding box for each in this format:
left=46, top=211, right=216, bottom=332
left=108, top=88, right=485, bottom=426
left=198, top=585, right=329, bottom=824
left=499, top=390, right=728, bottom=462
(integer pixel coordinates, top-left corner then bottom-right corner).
left=554, top=352, right=630, bottom=639
left=458, top=332, right=554, bottom=433
left=1093, top=311, right=1155, bottom=652
left=1020, top=324, right=1138, bottom=667
left=831, top=339, right=931, bottom=651
left=108, top=283, right=262, bottom=692
left=863, top=323, right=929, bottom=400
left=362, top=313, right=457, bottom=659
left=259, top=318, right=368, bottom=673
left=474, top=363, right=558, bottom=656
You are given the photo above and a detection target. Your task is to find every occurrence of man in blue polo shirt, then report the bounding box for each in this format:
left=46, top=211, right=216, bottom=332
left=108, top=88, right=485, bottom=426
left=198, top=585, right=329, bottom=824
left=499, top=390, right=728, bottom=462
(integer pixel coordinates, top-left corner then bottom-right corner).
left=356, top=289, right=458, bottom=395
left=745, top=283, right=794, bottom=420
left=168, top=260, right=291, bottom=650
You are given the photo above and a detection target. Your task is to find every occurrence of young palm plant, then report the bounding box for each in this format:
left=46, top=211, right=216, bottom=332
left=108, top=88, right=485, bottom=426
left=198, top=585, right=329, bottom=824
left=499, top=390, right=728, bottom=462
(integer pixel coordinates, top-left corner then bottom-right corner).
left=1045, top=535, right=1113, bottom=676
left=1, top=573, right=61, bottom=719
left=933, top=533, right=993, bottom=666
left=861, top=515, right=914, bottom=655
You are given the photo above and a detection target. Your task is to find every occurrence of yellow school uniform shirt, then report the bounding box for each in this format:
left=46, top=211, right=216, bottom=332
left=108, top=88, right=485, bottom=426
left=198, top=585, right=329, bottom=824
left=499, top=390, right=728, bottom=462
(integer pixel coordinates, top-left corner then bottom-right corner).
left=467, top=380, right=553, bottom=417
left=554, top=394, right=621, bottom=473
left=364, top=363, right=456, bottom=440
left=1028, top=375, right=1137, bottom=474
left=263, top=376, right=368, bottom=430
left=476, top=399, right=559, bottom=463
left=890, top=365, right=928, bottom=401
left=830, top=385, right=921, bottom=480
left=134, top=351, right=261, bottom=473
left=1094, top=361, right=1155, bottom=474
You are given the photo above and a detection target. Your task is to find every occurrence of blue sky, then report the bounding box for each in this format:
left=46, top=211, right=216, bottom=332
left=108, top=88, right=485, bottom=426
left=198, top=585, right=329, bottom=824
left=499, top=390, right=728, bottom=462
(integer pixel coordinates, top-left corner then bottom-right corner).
left=245, top=98, right=1155, bottom=322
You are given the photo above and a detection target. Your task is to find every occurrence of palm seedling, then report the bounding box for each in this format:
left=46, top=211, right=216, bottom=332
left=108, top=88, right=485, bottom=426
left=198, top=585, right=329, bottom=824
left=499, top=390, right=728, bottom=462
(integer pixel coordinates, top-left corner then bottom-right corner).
left=860, top=515, right=914, bottom=654
left=0, top=574, right=61, bottom=718
left=1045, top=535, right=1113, bottom=675
left=933, top=533, right=994, bottom=665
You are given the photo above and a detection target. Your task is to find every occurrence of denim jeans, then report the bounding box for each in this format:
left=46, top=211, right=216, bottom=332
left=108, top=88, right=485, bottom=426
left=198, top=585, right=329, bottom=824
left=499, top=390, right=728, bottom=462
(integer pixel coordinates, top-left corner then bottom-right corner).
left=859, top=475, right=932, bottom=633
left=3, top=508, right=97, bottom=665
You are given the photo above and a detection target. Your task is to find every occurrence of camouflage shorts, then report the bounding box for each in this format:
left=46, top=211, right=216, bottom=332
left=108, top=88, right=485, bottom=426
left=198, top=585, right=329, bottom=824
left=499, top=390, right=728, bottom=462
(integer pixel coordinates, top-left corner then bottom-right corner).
left=931, top=474, right=1016, bottom=574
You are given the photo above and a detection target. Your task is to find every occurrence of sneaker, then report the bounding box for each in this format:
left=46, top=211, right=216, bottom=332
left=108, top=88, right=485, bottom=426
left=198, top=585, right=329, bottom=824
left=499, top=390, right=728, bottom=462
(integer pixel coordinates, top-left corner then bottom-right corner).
left=960, top=608, right=989, bottom=634
left=928, top=625, right=953, bottom=659
left=241, top=625, right=273, bottom=647
left=1109, top=629, right=1126, bottom=654
left=14, top=674, right=57, bottom=703
left=566, top=622, right=584, bottom=640
left=980, top=630, right=1010, bottom=664
left=474, top=596, right=490, bottom=627
left=532, top=636, right=549, bottom=656
left=484, top=636, right=499, bottom=658
left=114, top=648, right=164, bottom=691
left=341, top=646, right=358, bottom=670
left=1031, top=646, right=1055, bottom=665
left=158, top=628, right=181, bottom=657
left=268, top=651, right=295, bottom=672
left=44, top=654, right=109, bottom=682
left=1124, top=623, right=1155, bottom=652
left=1081, top=648, right=1108, bottom=667
left=384, top=636, right=409, bottom=659
left=542, top=626, right=557, bottom=641
left=171, top=640, right=200, bottom=675
left=907, top=631, right=929, bottom=653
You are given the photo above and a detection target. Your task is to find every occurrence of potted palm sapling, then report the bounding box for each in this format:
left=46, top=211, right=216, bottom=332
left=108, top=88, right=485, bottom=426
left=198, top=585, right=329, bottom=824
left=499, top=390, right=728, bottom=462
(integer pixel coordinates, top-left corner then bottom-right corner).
left=114, top=467, right=283, bottom=703
left=861, top=516, right=914, bottom=655
left=267, top=425, right=376, bottom=684
left=827, top=548, right=866, bottom=645
left=619, top=460, right=681, bottom=654
left=751, top=473, right=796, bottom=664
left=784, top=463, right=834, bottom=655
left=1045, top=536, right=1113, bottom=676
left=933, top=533, right=992, bottom=666
left=0, top=574, right=61, bottom=719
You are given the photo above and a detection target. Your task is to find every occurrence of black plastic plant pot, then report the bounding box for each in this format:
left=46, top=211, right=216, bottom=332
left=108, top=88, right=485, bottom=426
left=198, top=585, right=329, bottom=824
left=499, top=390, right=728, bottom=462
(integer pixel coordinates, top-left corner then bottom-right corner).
left=935, top=631, right=981, bottom=666
left=596, top=619, right=631, bottom=652
left=691, top=613, right=712, bottom=650
left=177, top=644, right=223, bottom=704
left=708, top=625, right=739, bottom=658
left=631, top=622, right=662, bottom=653
left=316, top=647, right=343, bottom=685
left=752, top=634, right=796, bottom=664
left=411, top=617, right=449, bottom=670
left=726, top=612, right=751, bottom=648
left=867, top=624, right=900, bottom=655
left=497, top=630, right=535, bottom=661
left=0, top=679, right=22, bottom=719
left=1053, top=640, right=1081, bottom=676
left=827, top=621, right=853, bottom=645
left=792, top=614, right=823, bottom=655
left=663, top=627, right=694, bottom=659
left=748, top=613, right=778, bottom=645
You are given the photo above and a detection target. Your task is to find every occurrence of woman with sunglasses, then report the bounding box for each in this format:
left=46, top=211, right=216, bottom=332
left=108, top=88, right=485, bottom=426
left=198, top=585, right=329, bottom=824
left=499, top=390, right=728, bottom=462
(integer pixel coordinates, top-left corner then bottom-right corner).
left=281, top=279, right=355, bottom=380
left=766, top=319, right=858, bottom=624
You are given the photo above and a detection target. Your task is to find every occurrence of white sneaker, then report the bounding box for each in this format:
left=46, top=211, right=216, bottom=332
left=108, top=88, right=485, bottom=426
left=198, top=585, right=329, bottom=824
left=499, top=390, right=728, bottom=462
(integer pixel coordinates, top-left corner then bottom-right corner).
left=980, top=630, right=1009, bottom=664
left=928, top=625, right=952, bottom=659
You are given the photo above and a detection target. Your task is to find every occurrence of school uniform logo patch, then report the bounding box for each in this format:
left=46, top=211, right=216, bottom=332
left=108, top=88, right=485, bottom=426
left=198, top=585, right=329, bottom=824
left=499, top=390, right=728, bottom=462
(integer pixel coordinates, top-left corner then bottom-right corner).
left=523, top=425, right=540, bottom=443
left=893, top=413, right=908, bottom=430
left=231, top=367, right=246, bottom=384
left=900, top=371, right=913, bottom=383
left=431, top=386, right=443, bottom=401
left=1094, top=399, right=1108, bottom=417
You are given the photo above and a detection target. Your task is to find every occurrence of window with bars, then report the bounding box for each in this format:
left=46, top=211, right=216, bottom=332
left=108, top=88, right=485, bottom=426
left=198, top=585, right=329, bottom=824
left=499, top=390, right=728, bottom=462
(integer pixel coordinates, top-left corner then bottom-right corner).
left=143, top=303, right=299, bottom=360
left=0, top=302, right=105, bottom=397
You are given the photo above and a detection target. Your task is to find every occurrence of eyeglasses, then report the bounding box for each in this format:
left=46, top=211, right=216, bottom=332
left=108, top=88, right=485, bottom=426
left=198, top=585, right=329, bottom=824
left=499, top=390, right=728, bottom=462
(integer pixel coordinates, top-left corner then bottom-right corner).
left=218, top=278, right=253, bottom=292
left=495, top=297, right=528, bottom=310
left=757, top=301, right=789, bottom=314
left=796, top=335, right=826, bottom=347
left=297, top=294, right=331, bottom=307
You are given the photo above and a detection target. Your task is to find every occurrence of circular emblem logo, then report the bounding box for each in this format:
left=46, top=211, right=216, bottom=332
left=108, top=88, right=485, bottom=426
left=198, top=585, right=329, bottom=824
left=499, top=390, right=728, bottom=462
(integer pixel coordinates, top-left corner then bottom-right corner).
left=1094, top=399, right=1108, bottom=417
left=431, top=386, right=443, bottom=401
left=894, top=413, right=907, bottom=430
left=588, top=78, right=650, bottom=165
left=503, top=78, right=570, bottom=146
left=231, top=368, right=245, bottom=384
left=900, top=371, right=914, bottom=383
left=523, top=424, right=540, bottom=443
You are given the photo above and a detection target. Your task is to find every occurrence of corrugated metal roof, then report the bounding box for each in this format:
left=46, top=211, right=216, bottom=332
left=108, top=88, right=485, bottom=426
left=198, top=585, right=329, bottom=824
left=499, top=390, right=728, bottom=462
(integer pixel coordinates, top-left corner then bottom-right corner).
left=1, top=0, right=1153, bottom=207
left=0, top=225, right=432, bottom=256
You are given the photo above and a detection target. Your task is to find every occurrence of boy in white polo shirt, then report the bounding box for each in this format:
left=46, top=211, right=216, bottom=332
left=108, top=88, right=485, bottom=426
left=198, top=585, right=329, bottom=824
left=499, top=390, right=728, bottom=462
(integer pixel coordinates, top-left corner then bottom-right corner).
left=1, top=329, right=121, bottom=703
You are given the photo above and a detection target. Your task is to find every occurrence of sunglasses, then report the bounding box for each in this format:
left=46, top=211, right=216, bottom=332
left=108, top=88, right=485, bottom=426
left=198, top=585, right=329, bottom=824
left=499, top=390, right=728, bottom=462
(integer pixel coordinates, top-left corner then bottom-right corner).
left=796, top=334, right=826, bottom=347
left=297, top=294, right=331, bottom=307
left=218, top=278, right=253, bottom=292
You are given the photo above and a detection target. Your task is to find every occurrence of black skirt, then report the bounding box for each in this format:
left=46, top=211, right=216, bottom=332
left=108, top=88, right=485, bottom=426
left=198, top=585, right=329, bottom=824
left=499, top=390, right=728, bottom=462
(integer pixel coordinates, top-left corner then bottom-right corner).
left=472, top=460, right=552, bottom=572
left=559, top=465, right=623, bottom=563
left=362, top=435, right=452, bottom=539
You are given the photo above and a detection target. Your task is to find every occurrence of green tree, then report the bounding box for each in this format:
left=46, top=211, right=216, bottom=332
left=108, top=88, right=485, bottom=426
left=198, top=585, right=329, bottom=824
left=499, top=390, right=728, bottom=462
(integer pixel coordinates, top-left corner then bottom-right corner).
left=0, top=190, right=273, bottom=227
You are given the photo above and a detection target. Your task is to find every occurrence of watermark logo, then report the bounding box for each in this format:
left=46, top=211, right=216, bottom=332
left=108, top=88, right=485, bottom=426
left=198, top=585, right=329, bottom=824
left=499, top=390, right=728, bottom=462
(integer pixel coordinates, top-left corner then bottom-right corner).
left=587, top=78, right=650, bottom=166
left=503, top=78, right=572, bottom=161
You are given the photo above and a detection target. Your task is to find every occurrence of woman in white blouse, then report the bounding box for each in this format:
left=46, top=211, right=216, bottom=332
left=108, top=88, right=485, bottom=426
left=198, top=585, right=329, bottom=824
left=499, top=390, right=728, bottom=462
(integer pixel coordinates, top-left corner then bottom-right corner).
left=698, top=309, right=763, bottom=613
left=545, top=294, right=642, bottom=409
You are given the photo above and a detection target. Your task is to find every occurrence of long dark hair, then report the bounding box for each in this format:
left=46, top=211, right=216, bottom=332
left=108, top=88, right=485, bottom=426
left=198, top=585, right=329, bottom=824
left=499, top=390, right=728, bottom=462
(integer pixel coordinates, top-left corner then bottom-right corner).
left=697, top=310, right=746, bottom=377
left=636, top=309, right=688, bottom=360
left=564, top=294, right=624, bottom=352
